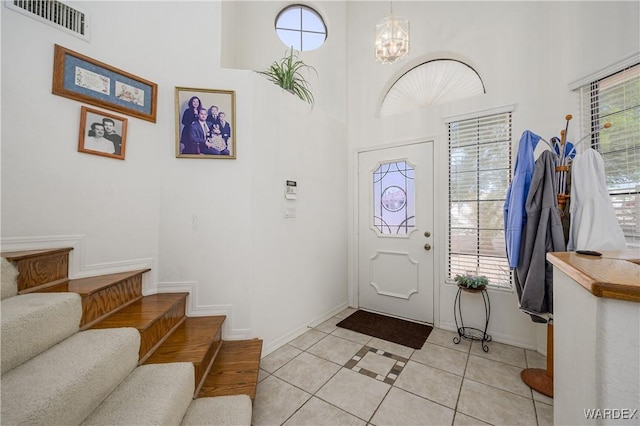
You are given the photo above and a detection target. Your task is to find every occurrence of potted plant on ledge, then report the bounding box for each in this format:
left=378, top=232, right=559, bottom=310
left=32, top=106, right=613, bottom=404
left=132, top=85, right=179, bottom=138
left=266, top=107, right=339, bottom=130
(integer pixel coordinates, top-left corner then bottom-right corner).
left=256, top=47, right=316, bottom=105
left=454, top=274, right=489, bottom=291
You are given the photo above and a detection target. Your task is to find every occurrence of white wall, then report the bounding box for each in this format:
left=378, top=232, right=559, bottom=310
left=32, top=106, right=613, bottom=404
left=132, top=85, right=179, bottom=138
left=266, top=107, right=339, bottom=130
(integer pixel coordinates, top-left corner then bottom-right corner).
left=249, top=78, right=348, bottom=352
left=345, top=1, right=640, bottom=349
left=2, top=0, right=638, bottom=354
left=157, top=1, right=349, bottom=348
left=1, top=1, right=349, bottom=352
left=220, top=1, right=348, bottom=124
left=0, top=1, right=166, bottom=281
left=554, top=266, right=640, bottom=425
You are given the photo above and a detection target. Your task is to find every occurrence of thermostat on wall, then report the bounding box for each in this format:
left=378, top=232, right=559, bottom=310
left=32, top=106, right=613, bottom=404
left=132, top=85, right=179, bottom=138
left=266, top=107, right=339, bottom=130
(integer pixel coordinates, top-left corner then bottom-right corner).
left=285, top=180, right=297, bottom=200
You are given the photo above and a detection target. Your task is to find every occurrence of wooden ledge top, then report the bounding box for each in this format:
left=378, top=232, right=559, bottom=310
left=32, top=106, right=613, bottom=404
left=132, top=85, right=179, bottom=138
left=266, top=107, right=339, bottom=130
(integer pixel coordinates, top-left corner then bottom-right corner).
left=1, top=247, right=73, bottom=260
left=547, top=251, right=640, bottom=303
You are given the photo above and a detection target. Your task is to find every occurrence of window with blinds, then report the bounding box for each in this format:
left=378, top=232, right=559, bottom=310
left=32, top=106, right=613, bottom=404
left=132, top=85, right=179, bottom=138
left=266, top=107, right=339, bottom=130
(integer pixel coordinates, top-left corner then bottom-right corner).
left=448, top=112, right=513, bottom=289
left=579, top=63, right=640, bottom=247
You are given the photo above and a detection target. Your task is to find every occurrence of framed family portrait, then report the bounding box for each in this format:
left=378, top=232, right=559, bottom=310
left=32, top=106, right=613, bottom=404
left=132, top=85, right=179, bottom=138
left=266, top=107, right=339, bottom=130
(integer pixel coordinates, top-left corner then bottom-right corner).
left=175, top=87, right=236, bottom=159
left=78, top=106, right=128, bottom=160
left=53, top=44, right=158, bottom=122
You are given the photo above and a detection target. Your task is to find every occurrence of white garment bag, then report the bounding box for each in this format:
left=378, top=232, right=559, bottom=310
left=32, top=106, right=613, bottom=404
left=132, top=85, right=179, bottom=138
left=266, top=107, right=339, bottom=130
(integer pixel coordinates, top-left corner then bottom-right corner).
left=567, top=148, right=627, bottom=251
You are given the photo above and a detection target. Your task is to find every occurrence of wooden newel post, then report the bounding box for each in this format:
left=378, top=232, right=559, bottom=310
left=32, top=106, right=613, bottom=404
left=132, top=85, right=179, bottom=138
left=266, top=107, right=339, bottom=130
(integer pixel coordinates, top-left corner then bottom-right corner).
left=520, top=322, right=554, bottom=398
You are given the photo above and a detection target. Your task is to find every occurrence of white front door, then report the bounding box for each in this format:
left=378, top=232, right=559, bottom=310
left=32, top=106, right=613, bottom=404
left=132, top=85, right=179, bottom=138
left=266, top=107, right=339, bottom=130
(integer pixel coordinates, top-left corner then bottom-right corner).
left=358, top=142, right=434, bottom=323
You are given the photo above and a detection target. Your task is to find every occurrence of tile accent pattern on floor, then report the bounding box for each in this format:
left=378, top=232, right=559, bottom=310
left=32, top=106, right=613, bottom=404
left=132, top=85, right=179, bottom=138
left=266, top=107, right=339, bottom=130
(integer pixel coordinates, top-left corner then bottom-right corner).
left=344, top=346, right=408, bottom=385
left=253, top=308, right=553, bottom=425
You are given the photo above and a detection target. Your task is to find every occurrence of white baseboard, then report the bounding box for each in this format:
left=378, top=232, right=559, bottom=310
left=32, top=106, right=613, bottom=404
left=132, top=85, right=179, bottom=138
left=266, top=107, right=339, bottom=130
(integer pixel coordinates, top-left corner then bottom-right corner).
left=261, top=301, right=349, bottom=357
left=2, top=235, right=250, bottom=339
left=0, top=234, right=85, bottom=251
left=1, top=234, right=86, bottom=277
left=157, top=281, right=252, bottom=340
left=5, top=236, right=367, bottom=347
left=0, top=234, right=158, bottom=294
left=438, top=320, right=537, bottom=350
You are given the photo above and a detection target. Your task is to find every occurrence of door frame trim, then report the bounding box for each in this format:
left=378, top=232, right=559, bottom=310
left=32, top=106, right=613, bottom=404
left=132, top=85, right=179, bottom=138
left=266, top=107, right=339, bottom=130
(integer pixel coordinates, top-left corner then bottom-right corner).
left=351, top=138, right=441, bottom=326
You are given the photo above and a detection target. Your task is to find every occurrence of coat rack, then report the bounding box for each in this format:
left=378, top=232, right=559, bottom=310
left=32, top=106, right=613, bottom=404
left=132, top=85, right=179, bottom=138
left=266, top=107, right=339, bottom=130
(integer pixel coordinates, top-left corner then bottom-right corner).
left=537, top=115, right=613, bottom=212
left=520, top=115, right=612, bottom=398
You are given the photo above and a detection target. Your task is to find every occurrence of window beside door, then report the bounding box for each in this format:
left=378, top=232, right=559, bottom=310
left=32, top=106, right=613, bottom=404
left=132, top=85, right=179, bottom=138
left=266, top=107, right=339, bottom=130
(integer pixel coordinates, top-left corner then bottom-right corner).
left=448, top=112, right=513, bottom=289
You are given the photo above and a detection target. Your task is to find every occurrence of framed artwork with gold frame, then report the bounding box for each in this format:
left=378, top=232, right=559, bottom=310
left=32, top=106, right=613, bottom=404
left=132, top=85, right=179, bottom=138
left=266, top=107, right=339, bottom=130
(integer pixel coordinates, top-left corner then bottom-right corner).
left=53, top=44, right=157, bottom=122
left=175, top=87, right=236, bottom=159
left=78, top=106, right=127, bottom=160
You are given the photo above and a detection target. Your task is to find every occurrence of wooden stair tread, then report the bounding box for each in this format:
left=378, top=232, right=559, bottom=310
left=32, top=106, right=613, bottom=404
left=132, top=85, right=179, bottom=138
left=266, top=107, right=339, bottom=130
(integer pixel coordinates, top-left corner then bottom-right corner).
left=68, top=269, right=151, bottom=296
left=4, top=246, right=263, bottom=402
left=144, top=316, right=225, bottom=364
left=18, top=278, right=70, bottom=294
left=198, top=339, right=263, bottom=400
left=1, top=247, right=73, bottom=260
left=90, top=293, right=188, bottom=330
left=3, top=247, right=72, bottom=292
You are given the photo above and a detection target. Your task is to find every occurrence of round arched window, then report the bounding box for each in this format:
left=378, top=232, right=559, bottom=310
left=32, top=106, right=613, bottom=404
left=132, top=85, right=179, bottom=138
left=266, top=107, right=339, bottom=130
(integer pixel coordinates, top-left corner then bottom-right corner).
left=380, top=60, right=485, bottom=117
left=275, top=5, right=327, bottom=51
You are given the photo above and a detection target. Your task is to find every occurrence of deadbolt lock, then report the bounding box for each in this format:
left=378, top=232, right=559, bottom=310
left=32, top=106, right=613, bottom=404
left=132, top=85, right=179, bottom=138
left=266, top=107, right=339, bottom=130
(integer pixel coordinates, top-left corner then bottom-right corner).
left=424, top=243, right=431, bottom=251
left=424, top=231, right=431, bottom=238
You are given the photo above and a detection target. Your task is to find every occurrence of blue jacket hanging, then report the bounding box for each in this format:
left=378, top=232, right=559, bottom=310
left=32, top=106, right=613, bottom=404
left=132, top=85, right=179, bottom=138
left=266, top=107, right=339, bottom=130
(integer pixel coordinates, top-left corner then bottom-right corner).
left=504, top=130, right=541, bottom=269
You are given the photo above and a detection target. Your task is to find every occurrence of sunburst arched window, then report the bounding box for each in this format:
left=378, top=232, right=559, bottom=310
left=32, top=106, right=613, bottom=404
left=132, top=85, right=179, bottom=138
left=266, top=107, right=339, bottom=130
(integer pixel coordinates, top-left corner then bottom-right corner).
left=380, top=60, right=485, bottom=117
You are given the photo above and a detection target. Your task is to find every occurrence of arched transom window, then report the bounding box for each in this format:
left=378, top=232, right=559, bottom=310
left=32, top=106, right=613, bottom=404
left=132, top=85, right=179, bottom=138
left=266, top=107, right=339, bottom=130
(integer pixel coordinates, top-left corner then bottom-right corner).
left=380, top=59, right=485, bottom=117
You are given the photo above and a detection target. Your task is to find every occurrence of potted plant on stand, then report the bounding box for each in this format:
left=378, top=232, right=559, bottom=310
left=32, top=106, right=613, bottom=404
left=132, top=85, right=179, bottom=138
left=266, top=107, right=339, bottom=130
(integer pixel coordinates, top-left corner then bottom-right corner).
left=453, top=273, right=492, bottom=351
left=454, top=274, right=489, bottom=292
left=256, top=47, right=316, bottom=105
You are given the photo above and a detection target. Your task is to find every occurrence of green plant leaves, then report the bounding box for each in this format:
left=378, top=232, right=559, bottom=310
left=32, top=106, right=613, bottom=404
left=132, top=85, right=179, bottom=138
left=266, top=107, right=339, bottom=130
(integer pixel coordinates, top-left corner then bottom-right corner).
left=454, top=274, right=489, bottom=288
left=255, top=47, right=316, bottom=104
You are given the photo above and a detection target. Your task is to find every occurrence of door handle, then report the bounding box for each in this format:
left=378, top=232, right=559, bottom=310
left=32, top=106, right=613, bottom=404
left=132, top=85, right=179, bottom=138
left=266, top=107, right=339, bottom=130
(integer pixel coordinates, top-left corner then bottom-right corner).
left=424, top=243, right=431, bottom=251
left=424, top=231, right=431, bottom=238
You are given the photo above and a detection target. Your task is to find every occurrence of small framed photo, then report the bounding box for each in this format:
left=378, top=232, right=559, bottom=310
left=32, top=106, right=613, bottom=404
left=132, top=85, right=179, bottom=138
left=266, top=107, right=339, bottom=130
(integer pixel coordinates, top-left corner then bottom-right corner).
left=78, top=106, right=128, bottom=160
left=53, top=44, right=158, bottom=122
left=175, top=87, right=236, bottom=159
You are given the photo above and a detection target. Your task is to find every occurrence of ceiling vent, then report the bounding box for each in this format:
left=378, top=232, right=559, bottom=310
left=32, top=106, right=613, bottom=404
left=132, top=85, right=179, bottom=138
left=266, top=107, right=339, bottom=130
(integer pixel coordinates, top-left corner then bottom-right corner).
left=5, top=0, right=90, bottom=41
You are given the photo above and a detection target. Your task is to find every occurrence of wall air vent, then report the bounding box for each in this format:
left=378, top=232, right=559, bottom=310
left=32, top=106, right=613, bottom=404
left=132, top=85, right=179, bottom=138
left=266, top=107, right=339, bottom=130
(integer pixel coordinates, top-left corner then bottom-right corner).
left=5, top=0, right=90, bottom=41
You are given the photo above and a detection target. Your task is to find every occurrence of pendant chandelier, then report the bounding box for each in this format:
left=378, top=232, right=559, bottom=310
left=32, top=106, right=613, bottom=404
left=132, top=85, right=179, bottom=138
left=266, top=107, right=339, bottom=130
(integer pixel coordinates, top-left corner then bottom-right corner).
left=374, top=2, right=410, bottom=64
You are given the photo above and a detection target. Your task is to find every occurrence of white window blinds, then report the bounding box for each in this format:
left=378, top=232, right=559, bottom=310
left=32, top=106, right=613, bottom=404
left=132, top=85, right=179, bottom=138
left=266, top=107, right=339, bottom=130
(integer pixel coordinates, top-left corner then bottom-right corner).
left=579, top=63, right=640, bottom=247
left=448, top=112, right=513, bottom=289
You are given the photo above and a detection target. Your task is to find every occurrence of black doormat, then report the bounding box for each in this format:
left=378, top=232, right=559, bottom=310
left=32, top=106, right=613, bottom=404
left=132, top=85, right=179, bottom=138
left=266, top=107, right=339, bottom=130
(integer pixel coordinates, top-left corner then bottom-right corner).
left=336, top=310, right=433, bottom=349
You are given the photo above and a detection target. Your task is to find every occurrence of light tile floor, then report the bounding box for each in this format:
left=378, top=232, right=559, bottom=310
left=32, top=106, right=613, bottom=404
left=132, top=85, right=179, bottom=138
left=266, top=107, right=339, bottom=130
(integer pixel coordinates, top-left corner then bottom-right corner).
left=253, top=308, right=553, bottom=426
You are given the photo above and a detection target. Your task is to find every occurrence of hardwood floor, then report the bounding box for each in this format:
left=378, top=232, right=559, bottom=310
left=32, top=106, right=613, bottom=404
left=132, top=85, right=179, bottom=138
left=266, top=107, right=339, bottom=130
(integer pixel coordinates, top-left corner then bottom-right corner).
left=199, top=339, right=263, bottom=401
left=2, top=247, right=263, bottom=402
left=90, top=293, right=189, bottom=361
left=68, top=269, right=149, bottom=295
left=144, top=315, right=226, bottom=395
left=72, top=270, right=148, bottom=328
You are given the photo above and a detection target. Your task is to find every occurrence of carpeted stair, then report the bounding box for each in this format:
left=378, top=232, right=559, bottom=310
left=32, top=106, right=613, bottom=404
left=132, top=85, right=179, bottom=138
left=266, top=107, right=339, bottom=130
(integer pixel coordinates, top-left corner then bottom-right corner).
left=1, top=291, right=82, bottom=374
left=82, top=363, right=195, bottom=426
left=2, top=328, right=141, bottom=425
left=0, top=256, right=252, bottom=425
